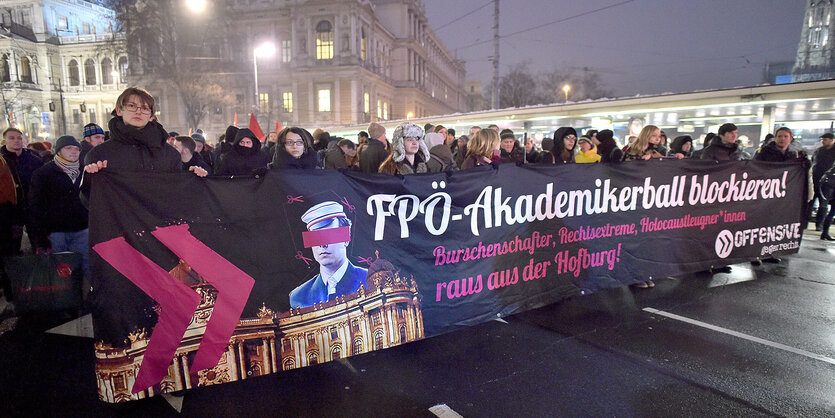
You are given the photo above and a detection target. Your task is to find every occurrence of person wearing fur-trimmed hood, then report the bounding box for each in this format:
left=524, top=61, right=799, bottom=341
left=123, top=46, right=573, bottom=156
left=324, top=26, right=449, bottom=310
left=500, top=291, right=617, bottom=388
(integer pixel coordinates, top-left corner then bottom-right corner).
left=378, top=123, right=430, bottom=175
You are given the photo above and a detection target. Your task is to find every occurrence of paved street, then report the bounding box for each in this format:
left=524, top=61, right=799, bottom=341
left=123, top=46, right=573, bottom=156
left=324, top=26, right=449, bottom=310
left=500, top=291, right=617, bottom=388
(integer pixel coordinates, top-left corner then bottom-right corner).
left=2, top=230, right=834, bottom=417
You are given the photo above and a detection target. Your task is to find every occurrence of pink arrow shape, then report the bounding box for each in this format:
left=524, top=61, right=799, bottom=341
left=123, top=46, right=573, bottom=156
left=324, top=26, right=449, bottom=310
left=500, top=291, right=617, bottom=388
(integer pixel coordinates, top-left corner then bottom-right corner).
left=151, top=224, right=255, bottom=374
left=93, top=237, right=201, bottom=394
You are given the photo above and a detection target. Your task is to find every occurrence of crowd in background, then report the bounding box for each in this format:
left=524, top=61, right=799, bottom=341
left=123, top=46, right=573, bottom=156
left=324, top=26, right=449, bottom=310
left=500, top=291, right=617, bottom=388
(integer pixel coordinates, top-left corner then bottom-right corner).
left=2, top=86, right=835, bottom=317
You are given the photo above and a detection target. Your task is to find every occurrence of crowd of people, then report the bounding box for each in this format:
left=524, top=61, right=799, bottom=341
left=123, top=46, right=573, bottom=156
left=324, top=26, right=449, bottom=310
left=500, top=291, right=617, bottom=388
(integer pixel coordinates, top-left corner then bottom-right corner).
left=2, top=86, right=835, bottom=317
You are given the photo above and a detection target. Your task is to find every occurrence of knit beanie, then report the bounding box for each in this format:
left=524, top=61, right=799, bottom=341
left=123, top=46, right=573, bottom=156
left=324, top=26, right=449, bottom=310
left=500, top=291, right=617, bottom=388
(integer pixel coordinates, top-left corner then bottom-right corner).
left=55, top=135, right=82, bottom=153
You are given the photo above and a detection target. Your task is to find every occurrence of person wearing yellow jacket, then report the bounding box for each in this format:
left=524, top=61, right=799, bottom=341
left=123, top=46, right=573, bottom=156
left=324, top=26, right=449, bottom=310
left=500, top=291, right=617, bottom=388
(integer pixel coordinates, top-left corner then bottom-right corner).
left=575, top=136, right=601, bottom=163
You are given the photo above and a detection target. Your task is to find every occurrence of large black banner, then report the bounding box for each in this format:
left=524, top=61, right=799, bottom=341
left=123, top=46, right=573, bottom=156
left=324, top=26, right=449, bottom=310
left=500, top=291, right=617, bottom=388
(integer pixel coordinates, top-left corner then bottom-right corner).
left=88, top=160, right=806, bottom=402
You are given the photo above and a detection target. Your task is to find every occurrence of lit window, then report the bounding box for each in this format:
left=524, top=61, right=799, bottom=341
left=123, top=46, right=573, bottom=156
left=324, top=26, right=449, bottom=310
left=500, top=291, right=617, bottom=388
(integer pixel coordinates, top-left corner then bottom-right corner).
left=361, top=28, right=367, bottom=61
left=318, top=88, right=331, bottom=112
left=19, top=57, right=32, bottom=83
left=68, top=60, right=79, bottom=86
left=101, top=58, right=113, bottom=84
left=84, top=58, right=96, bottom=85
left=259, top=92, right=269, bottom=112
left=282, top=92, right=293, bottom=113
left=315, top=21, right=333, bottom=60
left=363, top=92, right=370, bottom=114
left=118, top=56, right=128, bottom=80
left=377, top=99, right=382, bottom=119
left=383, top=102, right=388, bottom=120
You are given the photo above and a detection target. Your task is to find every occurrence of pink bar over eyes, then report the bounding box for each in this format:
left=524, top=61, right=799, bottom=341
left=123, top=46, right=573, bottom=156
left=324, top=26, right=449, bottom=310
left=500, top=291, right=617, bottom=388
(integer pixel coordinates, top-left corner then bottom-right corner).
left=303, top=226, right=351, bottom=248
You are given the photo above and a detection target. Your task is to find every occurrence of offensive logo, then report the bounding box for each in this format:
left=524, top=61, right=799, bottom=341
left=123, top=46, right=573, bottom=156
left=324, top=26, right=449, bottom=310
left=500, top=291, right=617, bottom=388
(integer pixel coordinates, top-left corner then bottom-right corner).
left=715, top=230, right=734, bottom=258
left=714, top=223, right=801, bottom=259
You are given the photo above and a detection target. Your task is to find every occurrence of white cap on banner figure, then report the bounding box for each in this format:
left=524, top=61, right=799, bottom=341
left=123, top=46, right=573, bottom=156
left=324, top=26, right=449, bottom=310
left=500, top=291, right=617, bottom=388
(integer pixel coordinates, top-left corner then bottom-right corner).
left=289, top=201, right=368, bottom=309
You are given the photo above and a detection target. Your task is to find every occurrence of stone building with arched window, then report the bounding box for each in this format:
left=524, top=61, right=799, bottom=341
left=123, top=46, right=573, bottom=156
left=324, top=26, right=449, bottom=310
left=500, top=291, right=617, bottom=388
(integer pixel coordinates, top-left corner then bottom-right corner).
left=793, top=1, right=835, bottom=80
left=0, top=0, right=124, bottom=140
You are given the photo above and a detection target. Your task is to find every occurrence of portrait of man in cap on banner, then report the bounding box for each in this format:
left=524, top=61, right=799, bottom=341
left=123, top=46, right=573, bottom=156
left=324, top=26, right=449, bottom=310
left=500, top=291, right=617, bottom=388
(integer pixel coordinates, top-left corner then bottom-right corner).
left=289, top=201, right=368, bottom=308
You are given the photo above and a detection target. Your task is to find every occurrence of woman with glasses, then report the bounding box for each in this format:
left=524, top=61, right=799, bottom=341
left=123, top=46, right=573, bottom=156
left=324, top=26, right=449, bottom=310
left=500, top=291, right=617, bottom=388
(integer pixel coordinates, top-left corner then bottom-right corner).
left=270, top=127, right=317, bottom=169
left=84, top=87, right=200, bottom=175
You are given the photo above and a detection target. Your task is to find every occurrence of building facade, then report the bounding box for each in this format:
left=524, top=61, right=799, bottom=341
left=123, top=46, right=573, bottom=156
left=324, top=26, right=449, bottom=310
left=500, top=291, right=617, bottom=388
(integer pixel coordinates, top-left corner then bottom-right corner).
left=137, top=0, right=466, bottom=140
left=0, top=0, right=126, bottom=141
left=792, top=0, right=835, bottom=81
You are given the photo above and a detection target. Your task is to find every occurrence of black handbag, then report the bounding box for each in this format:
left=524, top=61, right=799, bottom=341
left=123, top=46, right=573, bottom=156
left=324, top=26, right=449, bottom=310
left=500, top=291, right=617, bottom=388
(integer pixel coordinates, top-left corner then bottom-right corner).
left=2, top=252, right=83, bottom=313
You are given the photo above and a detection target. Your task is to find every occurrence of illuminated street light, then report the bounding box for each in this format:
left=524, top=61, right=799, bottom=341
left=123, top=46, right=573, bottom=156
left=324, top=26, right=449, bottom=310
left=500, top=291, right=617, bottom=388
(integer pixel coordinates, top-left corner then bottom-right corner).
left=406, top=112, right=415, bottom=119
left=253, top=42, right=276, bottom=110
left=185, top=0, right=207, bottom=13
left=562, top=84, right=571, bottom=102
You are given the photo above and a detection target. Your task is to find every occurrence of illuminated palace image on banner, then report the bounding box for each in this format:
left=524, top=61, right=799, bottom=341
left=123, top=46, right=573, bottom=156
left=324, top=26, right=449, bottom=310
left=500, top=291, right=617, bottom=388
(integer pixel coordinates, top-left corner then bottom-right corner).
left=93, top=255, right=425, bottom=403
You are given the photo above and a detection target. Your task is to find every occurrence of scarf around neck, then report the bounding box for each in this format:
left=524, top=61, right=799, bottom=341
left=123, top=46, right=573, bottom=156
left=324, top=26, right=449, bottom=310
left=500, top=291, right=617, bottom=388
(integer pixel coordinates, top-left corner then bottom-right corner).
left=54, top=154, right=80, bottom=183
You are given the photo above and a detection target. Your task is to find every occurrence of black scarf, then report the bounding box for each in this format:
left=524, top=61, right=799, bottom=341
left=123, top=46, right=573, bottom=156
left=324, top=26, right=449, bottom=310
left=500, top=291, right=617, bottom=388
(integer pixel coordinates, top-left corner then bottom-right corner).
left=108, top=116, right=169, bottom=158
left=272, top=147, right=317, bottom=169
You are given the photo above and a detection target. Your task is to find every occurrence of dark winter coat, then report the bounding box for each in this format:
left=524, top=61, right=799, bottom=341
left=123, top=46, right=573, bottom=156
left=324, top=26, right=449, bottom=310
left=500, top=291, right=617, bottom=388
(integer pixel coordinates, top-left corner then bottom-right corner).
left=1, top=146, right=44, bottom=222
left=215, top=129, right=270, bottom=176
left=29, top=161, right=88, bottom=242
left=500, top=142, right=525, bottom=164
left=427, top=144, right=458, bottom=172
left=359, top=138, right=389, bottom=174
left=199, top=148, right=216, bottom=173
left=325, top=146, right=349, bottom=169
left=596, top=141, right=624, bottom=164
left=78, top=140, right=94, bottom=169
left=525, top=148, right=540, bottom=164
left=754, top=141, right=809, bottom=163
left=85, top=117, right=181, bottom=172
left=700, top=137, right=746, bottom=161
left=812, top=145, right=835, bottom=181
left=183, top=152, right=211, bottom=173
left=461, top=154, right=493, bottom=170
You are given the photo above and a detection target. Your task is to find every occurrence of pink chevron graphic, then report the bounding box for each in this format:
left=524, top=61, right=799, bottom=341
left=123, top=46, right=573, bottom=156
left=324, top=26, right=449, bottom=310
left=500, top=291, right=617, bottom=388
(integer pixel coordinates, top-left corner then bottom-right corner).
left=93, top=237, right=202, bottom=394
left=151, top=224, right=255, bottom=374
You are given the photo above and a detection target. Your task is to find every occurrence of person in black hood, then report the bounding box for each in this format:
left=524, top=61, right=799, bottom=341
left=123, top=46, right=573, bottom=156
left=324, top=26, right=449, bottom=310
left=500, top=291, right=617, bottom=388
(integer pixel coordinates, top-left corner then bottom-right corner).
left=594, top=130, right=623, bottom=163
left=84, top=87, right=196, bottom=175
left=271, top=127, right=317, bottom=169
left=215, top=128, right=270, bottom=175
left=670, top=135, right=694, bottom=158
left=213, top=125, right=238, bottom=161
left=537, top=138, right=555, bottom=163
left=551, top=127, right=577, bottom=164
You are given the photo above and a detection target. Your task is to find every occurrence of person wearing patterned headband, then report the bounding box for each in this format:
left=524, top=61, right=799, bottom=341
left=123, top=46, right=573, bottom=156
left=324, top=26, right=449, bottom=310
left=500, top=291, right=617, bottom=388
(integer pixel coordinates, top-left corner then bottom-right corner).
left=289, top=201, right=368, bottom=308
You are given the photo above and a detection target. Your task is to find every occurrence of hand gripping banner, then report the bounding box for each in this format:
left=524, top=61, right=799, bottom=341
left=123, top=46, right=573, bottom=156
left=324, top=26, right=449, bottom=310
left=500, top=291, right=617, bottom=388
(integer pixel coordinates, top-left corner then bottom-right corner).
left=87, top=160, right=806, bottom=402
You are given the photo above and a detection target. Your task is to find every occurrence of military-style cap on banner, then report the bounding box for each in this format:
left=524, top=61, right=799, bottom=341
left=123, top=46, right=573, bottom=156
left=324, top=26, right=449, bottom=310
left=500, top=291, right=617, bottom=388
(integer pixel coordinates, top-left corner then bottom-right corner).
left=301, top=201, right=351, bottom=247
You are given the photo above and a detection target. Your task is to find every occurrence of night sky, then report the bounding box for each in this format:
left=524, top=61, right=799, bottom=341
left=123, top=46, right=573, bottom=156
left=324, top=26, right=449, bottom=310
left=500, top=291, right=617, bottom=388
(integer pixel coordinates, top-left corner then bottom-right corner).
left=425, top=0, right=807, bottom=98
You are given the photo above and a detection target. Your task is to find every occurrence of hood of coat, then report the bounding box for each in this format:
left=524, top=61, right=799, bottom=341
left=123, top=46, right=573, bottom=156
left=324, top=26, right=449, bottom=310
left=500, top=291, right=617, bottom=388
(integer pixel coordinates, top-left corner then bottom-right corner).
left=551, top=127, right=577, bottom=154
left=670, top=136, right=693, bottom=155
left=233, top=128, right=262, bottom=156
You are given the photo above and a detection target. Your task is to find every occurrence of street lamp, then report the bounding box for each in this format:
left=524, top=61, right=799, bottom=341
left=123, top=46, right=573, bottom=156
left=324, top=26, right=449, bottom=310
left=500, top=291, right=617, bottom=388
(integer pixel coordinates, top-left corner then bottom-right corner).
left=253, top=42, right=276, bottom=110
left=185, top=0, right=207, bottom=13
left=562, top=84, right=571, bottom=102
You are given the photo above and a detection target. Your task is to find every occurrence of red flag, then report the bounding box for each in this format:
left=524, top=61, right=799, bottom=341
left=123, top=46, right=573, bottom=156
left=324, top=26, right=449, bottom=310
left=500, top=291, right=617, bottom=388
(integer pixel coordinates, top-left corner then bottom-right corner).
left=233, top=112, right=238, bottom=127
left=248, top=112, right=265, bottom=142
left=275, top=120, right=282, bottom=132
